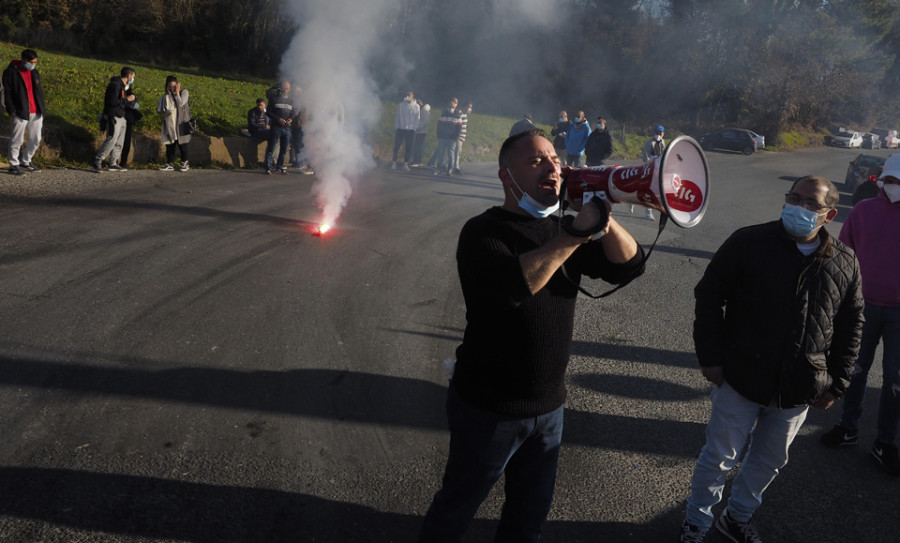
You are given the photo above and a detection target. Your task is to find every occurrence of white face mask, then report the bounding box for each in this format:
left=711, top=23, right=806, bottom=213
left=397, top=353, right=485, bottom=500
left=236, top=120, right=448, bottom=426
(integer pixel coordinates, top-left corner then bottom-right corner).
left=884, top=183, right=900, bottom=203
left=654, top=134, right=662, bottom=141
left=506, top=168, right=559, bottom=218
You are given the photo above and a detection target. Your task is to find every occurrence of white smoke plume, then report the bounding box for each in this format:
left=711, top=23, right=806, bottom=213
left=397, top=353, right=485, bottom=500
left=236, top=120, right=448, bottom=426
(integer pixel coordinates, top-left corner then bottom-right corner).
left=280, top=0, right=393, bottom=228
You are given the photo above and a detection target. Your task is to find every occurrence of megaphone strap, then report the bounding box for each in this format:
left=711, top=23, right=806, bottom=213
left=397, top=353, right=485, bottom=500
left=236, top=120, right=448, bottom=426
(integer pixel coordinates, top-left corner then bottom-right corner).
left=559, top=196, right=609, bottom=239
left=562, top=213, right=667, bottom=299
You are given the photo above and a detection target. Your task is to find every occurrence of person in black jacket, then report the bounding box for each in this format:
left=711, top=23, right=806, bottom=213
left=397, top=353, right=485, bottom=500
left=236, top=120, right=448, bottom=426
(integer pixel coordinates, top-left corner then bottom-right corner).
left=418, top=130, right=645, bottom=543
left=584, top=116, right=613, bottom=166
left=550, top=110, right=568, bottom=167
left=93, top=66, right=136, bottom=172
left=247, top=98, right=269, bottom=141
left=120, top=82, right=142, bottom=168
left=678, top=175, right=864, bottom=543
left=263, top=79, right=295, bottom=174
left=3, top=49, right=46, bottom=175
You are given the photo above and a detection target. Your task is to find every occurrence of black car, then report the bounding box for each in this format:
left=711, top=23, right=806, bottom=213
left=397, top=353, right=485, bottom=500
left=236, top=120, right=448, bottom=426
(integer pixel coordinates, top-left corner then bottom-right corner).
left=844, top=153, right=885, bottom=192
left=862, top=133, right=881, bottom=149
left=852, top=175, right=880, bottom=205
left=698, top=128, right=764, bottom=155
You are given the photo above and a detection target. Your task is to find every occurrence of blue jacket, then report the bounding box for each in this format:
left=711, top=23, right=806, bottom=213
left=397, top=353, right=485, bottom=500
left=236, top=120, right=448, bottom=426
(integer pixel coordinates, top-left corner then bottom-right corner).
left=565, top=120, right=591, bottom=156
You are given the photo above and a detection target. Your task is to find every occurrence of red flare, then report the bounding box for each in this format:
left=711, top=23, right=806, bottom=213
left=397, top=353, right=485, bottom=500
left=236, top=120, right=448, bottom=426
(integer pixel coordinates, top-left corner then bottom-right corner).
left=314, top=223, right=332, bottom=236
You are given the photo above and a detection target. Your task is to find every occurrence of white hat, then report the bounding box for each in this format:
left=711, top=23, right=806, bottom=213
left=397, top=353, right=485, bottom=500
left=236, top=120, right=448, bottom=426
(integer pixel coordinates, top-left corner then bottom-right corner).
left=880, top=154, right=900, bottom=181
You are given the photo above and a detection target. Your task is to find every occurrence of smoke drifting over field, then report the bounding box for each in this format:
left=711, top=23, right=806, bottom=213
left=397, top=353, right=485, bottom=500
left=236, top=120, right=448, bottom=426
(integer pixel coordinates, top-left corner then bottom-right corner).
left=277, top=0, right=567, bottom=227
left=279, top=0, right=394, bottom=228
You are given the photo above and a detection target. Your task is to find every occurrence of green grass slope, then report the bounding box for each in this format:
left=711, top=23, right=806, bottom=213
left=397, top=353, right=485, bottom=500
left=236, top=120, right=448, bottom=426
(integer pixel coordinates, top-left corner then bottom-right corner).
left=1, top=41, right=649, bottom=167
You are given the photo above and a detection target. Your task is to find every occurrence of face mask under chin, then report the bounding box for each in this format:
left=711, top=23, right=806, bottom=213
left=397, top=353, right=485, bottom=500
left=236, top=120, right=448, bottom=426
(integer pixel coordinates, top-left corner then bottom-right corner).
left=507, top=169, right=559, bottom=218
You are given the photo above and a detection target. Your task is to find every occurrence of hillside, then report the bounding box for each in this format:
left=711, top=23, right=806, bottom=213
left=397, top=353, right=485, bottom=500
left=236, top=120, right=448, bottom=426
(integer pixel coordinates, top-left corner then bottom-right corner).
left=1, top=42, right=573, bottom=168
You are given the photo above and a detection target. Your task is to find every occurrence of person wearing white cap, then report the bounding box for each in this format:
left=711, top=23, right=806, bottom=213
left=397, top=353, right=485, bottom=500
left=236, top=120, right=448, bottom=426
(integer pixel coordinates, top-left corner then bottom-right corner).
left=820, top=153, right=900, bottom=477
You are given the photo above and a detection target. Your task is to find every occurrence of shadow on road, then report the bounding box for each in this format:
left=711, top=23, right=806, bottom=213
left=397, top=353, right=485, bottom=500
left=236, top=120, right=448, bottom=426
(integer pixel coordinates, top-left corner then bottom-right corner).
left=0, top=355, right=445, bottom=430
left=0, top=466, right=686, bottom=543
left=0, top=194, right=314, bottom=228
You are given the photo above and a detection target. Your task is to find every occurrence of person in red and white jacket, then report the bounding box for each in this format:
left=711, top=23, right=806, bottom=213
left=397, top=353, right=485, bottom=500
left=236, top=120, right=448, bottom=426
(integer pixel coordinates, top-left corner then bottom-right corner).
left=2, top=49, right=46, bottom=175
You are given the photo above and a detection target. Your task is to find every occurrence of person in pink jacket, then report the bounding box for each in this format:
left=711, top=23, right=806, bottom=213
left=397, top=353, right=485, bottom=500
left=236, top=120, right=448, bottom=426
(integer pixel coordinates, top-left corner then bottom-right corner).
left=821, top=153, right=900, bottom=477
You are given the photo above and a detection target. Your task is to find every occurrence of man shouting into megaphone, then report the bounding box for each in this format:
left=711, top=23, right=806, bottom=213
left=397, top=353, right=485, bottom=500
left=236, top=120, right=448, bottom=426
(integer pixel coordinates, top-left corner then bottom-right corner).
left=418, top=129, right=645, bottom=543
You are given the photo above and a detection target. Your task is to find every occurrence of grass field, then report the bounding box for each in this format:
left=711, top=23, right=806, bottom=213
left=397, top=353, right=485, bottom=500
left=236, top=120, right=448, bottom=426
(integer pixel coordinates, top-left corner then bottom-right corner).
left=4, top=41, right=824, bottom=168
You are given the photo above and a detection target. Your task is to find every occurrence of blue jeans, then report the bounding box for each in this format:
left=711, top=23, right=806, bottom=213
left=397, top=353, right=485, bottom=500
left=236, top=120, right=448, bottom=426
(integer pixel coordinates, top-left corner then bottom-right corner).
left=418, top=386, right=564, bottom=543
left=839, top=302, right=900, bottom=443
left=265, top=124, right=291, bottom=171
left=430, top=138, right=455, bottom=171
left=685, top=382, right=808, bottom=529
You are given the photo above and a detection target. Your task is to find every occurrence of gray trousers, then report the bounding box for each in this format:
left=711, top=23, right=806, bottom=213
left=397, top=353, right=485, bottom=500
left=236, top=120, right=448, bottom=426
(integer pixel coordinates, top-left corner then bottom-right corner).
left=96, top=116, right=128, bottom=164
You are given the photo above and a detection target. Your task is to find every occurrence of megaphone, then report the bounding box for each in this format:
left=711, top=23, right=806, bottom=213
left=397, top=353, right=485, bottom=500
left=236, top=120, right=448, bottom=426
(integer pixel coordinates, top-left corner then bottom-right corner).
left=565, top=135, right=709, bottom=228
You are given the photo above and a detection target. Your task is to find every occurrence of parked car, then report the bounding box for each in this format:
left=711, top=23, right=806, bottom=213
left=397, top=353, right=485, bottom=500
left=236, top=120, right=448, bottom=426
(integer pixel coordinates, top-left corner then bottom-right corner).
left=698, top=128, right=764, bottom=155
left=852, top=174, right=881, bottom=205
left=862, top=133, right=881, bottom=149
left=844, top=153, right=885, bottom=191
left=871, top=128, right=899, bottom=148
left=832, top=131, right=863, bottom=148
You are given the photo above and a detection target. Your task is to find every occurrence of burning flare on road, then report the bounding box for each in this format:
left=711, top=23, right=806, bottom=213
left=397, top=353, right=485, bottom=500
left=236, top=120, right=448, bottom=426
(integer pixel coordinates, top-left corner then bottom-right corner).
left=314, top=222, right=332, bottom=236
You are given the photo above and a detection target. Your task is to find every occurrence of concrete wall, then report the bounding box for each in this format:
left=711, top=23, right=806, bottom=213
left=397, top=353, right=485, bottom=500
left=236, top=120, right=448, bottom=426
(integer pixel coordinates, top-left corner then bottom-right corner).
left=133, top=133, right=268, bottom=167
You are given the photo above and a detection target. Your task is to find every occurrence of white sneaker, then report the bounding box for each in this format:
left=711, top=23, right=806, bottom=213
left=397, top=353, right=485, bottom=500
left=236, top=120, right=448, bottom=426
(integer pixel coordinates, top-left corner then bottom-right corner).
left=159, top=164, right=175, bottom=171
left=390, top=161, right=397, bottom=170
left=645, top=209, right=655, bottom=221
left=403, top=163, right=411, bottom=171
left=179, top=162, right=190, bottom=171
left=108, top=163, right=127, bottom=171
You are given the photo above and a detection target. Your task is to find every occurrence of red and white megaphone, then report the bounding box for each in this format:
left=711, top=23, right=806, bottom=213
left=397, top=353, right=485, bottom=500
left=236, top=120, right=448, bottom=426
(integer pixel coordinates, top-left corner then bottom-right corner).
left=565, top=135, right=709, bottom=228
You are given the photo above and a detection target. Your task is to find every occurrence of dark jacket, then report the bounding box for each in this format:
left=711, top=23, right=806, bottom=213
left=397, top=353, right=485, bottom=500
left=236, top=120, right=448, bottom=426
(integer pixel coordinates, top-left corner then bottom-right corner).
left=248, top=107, right=267, bottom=130
left=551, top=120, right=568, bottom=150
left=436, top=107, right=460, bottom=140
left=2, top=60, right=46, bottom=120
left=585, top=128, right=613, bottom=165
left=103, top=77, right=128, bottom=119
left=266, top=92, right=296, bottom=124
left=693, top=220, right=864, bottom=408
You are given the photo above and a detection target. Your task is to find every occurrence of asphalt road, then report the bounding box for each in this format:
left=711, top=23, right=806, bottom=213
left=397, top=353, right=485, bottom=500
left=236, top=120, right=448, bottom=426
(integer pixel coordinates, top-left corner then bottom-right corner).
left=0, top=146, right=894, bottom=543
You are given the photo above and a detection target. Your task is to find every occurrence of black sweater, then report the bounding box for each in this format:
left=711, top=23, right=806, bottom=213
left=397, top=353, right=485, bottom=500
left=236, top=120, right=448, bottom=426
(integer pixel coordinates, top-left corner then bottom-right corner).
left=451, top=207, right=645, bottom=416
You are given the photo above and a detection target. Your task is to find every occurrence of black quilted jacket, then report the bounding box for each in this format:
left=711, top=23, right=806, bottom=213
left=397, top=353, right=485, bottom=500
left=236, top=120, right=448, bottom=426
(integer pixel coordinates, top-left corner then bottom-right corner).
left=693, top=220, right=864, bottom=408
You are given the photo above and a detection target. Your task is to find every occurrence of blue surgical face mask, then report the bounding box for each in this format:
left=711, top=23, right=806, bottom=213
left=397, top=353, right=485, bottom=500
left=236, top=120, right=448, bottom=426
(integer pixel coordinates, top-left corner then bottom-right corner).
left=128, top=77, right=135, bottom=86
left=558, top=117, right=566, bottom=123
left=506, top=168, right=559, bottom=218
left=781, top=204, right=825, bottom=238
left=23, top=62, right=35, bottom=71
